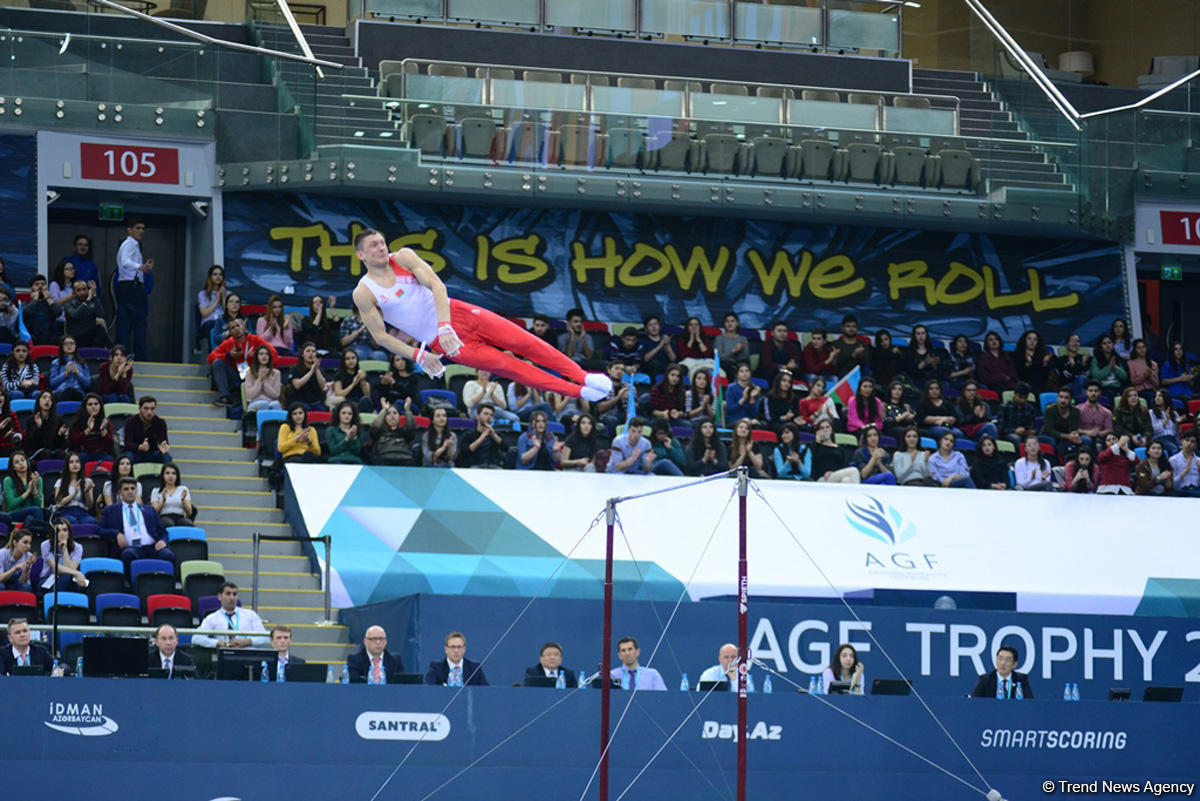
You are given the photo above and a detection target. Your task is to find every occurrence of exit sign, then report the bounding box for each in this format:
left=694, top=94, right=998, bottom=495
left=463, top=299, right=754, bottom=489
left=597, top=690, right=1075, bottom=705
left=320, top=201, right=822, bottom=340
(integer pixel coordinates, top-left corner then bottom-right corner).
left=98, top=202, right=124, bottom=222
left=1161, top=264, right=1183, bottom=281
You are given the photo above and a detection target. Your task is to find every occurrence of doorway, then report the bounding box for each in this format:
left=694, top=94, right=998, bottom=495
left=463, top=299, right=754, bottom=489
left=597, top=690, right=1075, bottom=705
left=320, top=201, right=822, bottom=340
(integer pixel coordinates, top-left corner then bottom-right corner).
left=47, top=208, right=187, bottom=363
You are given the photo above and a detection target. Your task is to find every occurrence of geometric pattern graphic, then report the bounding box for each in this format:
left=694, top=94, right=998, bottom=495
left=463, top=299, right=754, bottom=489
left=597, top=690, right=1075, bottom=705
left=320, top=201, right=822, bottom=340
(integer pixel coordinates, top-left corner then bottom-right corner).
left=291, top=466, right=685, bottom=606
left=1135, top=578, right=1200, bottom=618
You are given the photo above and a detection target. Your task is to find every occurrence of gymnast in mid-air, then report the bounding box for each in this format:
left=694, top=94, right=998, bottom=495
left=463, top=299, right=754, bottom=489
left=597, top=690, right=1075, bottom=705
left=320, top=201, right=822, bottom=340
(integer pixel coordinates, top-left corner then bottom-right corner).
left=352, top=229, right=613, bottom=401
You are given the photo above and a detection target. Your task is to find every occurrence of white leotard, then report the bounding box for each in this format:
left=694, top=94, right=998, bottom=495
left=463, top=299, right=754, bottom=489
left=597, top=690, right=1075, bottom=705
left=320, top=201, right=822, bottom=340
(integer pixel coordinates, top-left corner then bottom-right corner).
left=357, top=257, right=439, bottom=343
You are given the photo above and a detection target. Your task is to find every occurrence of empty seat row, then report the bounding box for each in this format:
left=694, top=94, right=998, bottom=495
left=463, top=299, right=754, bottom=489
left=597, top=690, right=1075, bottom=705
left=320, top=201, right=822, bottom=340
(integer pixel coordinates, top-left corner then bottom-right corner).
left=406, top=115, right=982, bottom=190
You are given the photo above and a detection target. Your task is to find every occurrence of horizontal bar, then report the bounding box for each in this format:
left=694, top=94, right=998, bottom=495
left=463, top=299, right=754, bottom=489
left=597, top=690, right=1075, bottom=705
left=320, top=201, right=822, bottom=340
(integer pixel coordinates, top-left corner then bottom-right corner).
left=31, top=624, right=271, bottom=636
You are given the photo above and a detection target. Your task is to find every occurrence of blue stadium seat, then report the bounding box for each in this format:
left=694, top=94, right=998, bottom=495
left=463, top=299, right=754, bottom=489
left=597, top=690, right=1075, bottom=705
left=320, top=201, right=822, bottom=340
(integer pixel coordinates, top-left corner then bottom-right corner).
left=255, top=409, right=288, bottom=441
left=419, top=389, right=459, bottom=409
left=130, top=559, right=176, bottom=609
left=167, top=527, right=208, bottom=565
left=44, top=591, right=90, bottom=618
left=56, top=400, right=82, bottom=416
left=80, top=557, right=126, bottom=601
left=1038, top=392, right=1058, bottom=411
left=10, top=398, right=34, bottom=412
left=95, top=592, right=142, bottom=627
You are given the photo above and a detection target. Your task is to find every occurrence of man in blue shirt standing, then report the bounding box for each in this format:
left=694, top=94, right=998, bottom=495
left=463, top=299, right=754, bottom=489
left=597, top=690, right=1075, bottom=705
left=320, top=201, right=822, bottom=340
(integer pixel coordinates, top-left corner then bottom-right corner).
left=115, top=219, right=153, bottom=358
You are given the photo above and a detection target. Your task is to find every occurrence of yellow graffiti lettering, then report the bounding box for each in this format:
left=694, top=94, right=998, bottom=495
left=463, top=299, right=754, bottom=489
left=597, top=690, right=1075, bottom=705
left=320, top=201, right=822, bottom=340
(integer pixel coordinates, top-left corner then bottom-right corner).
left=269, top=224, right=329, bottom=274
left=888, top=260, right=936, bottom=304
left=495, top=235, right=549, bottom=284
left=982, top=265, right=1037, bottom=310
left=746, top=248, right=813, bottom=297
left=318, top=222, right=364, bottom=276
left=934, top=261, right=984, bottom=305
left=475, top=234, right=491, bottom=282
left=618, top=243, right=673, bottom=288
left=808, top=255, right=866, bottom=300
left=1024, top=268, right=1079, bottom=312
left=390, top=229, right=446, bottom=274
left=571, top=237, right=621, bottom=288
left=663, top=245, right=731, bottom=293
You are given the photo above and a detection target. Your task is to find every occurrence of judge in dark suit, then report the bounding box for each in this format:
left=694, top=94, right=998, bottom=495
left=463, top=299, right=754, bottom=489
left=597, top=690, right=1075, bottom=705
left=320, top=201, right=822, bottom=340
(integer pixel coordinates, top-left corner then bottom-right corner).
left=147, top=623, right=195, bottom=676
left=523, top=641, right=577, bottom=688
left=98, top=476, right=173, bottom=570
left=971, top=645, right=1035, bottom=699
left=1, top=618, right=55, bottom=675
left=347, top=625, right=404, bottom=683
left=424, top=630, right=488, bottom=686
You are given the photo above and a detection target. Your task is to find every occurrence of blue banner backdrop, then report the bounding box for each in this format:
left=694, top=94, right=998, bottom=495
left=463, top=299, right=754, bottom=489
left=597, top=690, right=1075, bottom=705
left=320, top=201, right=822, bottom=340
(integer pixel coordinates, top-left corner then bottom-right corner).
left=0, top=133, right=38, bottom=283
left=222, top=193, right=1125, bottom=344
left=340, top=594, right=1200, bottom=703
left=7, top=680, right=1195, bottom=801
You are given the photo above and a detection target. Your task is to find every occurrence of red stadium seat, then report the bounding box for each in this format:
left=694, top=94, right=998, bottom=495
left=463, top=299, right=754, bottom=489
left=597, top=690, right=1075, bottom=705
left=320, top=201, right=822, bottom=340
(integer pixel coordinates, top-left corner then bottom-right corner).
left=751, top=429, right=779, bottom=443
left=307, top=411, right=332, bottom=424
left=276, top=355, right=299, bottom=368
left=146, top=593, right=192, bottom=620
left=582, top=320, right=610, bottom=333
left=0, top=589, right=37, bottom=624
left=977, top=389, right=1000, bottom=401
left=30, top=345, right=58, bottom=360
left=240, top=304, right=268, bottom=316
left=1188, top=399, right=1200, bottom=417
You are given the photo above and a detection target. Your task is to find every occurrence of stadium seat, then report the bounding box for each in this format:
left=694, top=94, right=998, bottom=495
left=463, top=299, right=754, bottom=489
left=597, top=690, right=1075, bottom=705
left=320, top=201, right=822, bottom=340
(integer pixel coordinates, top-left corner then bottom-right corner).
left=420, top=389, right=459, bottom=412
left=95, top=592, right=142, bottom=627
left=408, top=113, right=449, bottom=157
left=196, top=595, right=226, bottom=621
left=801, top=88, right=839, bottom=103
left=181, top=560, right=226, bottom=610
left=893, top=95, right=932, bottom=109
left=647, top=128, right=697, bottom=172
left=0, top=589, right=37, bottom=624
left=605, top=128, right=646, bottom=169
left=460, top=115, right=502, bottom=160
left=701, top=133, right=743, bottom=175
left=167, top=527, right=208, bottom=565
left=10, top=398, right=34, bottom=413
left=932, top=148, right=981, bottom=190
left=559, top=123, right=603, bottom=168
left=44, top=591, right=91, bottom=651
left=130, top=559, right=177, bottom=610
left=147, top=593, right=194, bottom=629
left=799, top=139, right=842, bottom=181
left=80, top=557, right=126, bottom=600
left=751, top=430, right=778, bottom=443
left=888, top=146, right=933, bottom=186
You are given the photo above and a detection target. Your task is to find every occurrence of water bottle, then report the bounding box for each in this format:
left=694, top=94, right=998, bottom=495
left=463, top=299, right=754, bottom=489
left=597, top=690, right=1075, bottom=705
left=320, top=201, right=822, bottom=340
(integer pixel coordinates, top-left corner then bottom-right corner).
left=679, top=673, right=689, bottom=692
left=1071, top=682, right=1080, bottom=702
left=763, top=674, right=773, bottom=694
left=1014, top=682, right=1024, bottom=700
left=808, top=676, right=817, bottom=694
left=579, top=669, right=588, bottom=689
left=341, top=664, right=350, bottom=685
left=277, top=660, right=286, bottom=683
left=746, top=673, right=755, bottom=693
left=326, top=665, right=336, bottom=684
left=52, top=658, right=60, bottom=678
left=260, top=660, right=269, bottom=683
left=75, top=656, right=83, bottom=678
left=556, top=672, right=565, bottom=689
left=816, top=676, right=824, bottom=695
left=1063, top=682, right=1072, bottom=701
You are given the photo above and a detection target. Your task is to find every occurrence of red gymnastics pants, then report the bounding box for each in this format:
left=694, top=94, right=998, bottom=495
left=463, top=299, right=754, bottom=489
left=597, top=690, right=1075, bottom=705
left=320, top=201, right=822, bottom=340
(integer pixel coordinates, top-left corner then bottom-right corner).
left=430, top=299, right=590, bottom=397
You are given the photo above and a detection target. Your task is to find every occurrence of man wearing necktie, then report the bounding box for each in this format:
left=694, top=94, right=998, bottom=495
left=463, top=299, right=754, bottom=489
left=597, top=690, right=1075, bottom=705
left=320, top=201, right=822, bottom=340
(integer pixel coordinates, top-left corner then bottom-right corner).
left=148, top=624, right=195, bottom=677
left=523, top=642, right=578, bottom=687
left=99, top=476, right=173, bottom=573
left=970, top=645, right=1035, bottom=699
left=609, top=637, right=667, bottom=691
left=1, top=618, right=55, bottom=675
left=424, top=630, right=489, bottom=686
left=192, top=582, right=269, bottom=649
left=347, top=625, right=403, bottom=684
left=270, top=624, right=305, bottom=681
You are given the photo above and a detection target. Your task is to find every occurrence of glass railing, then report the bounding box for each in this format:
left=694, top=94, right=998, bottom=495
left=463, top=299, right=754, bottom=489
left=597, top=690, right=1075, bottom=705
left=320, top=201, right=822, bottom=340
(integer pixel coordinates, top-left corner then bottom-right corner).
left=355, top=0, right=905, bottom=55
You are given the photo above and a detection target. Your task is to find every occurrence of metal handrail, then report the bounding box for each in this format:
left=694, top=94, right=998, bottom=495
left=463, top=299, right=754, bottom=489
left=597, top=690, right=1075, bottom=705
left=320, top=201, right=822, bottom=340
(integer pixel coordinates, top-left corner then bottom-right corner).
left=30, top=623, right=270, bottom=636
left=253, top=531, right=333, bottom=625
left=269, top=0, right=326, bottom=79
left=89, top=0, right=344, bottom=69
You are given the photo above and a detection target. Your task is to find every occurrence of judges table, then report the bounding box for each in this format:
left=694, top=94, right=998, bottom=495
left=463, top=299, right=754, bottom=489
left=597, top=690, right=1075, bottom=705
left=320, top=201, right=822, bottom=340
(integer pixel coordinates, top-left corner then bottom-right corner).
left=9, top=679, right=1195, bottom=801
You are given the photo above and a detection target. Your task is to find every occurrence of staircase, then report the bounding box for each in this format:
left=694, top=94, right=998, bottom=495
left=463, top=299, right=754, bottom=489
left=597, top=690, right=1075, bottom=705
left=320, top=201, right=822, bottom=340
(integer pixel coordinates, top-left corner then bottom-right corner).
left=258, top=23, right=398, bottom=150
left=137, top=361, right=353, bottom=664
left=913, top=67, right=1072, bottom=193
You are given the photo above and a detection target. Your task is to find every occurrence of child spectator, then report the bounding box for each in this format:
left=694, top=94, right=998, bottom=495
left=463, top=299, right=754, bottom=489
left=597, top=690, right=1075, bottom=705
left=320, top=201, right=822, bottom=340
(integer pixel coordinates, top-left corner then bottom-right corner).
left=256, top=294, right=296, bottom=355
left=1089, top=335, right=1128, bottom=397
left=369, top=401, right=418, bottom=467
left=946, top=334, right=975, bottom=390
left=998, top=382, right=1037, bottom=445
left=846, top=376, right=884, bottom=433
left=971, top=435, right=1009, bottom=490
left=422, top=407, right=457, bottom=468
left=196, top=265, right=227, bottom=345
left=728, top=418, right=769, bottom=478
left=1014, top=435, right=1055, bottom=491
left=51, top=452, right=96, bottom=525
left=287, top=343, right=329, bottom=411
left=892, top=426, right=933, bottom=486
left=796, top=377, right=838, bottom=430
left=812, top=418, right=857, bottom=483
left=915, top=379, right=961, bottom=438
left=869, top=330, right=905, bottom=387
left=517, top=410, right=559, bottom=471
left=325, top=401, right=366, bottom=464
left=1096, top=432, right=1136, bottom=495
left=686, top=418, right=728, bottom=476
left=463, top=368, right=518, bottom=423
left=649, top=364, right=688, bottom=425
left=639, top=316, right=676, bottom=379
left=338, top=305, right=387, bottom=362
left=685, top=368, right=715, bottom=422
left=772, top=422, right=811, bottom=480
left=49, top=335, right=90, bottom=401
left=1052, top=333, right=1091, bottom=393
left=764, top=369, right=798, bottom=429
left=904, top=324, right=946, bottom=385
left=976, top=331, right=1016, bottom=391
left=1134, top=440, right=1174, bottom=496
left=329, top=349, right=375, bottom=413
left=713, top=312, right=749, bottom=377
left=244, top=345, right=283, bottom=412
left=1, top=342, right=40, bottom=399
left=1013, top=330, right=1053, bottom=393
left=24, top=390, right=66, bottom=460
left=928, top=431, right=974, bottom=488
left=724, top=363, right=763, bottom=426
left=97, top=345, right=135, bottom=403
left=69, top=393, right=115, bottom=464
left=803, top=329, right=837, bottom=379
left=1149, top=388, right=1183, bottom=455
left=853, top=426, right=896, bottom=485
left=459, top=403, right=504, bottom=469
left=883, top=380, right=917, bottom=442
left=1113, top=386, right=1151, bottom=448
left=559, top=412, right=599, bottom=472
left=150, top=462, right=193, bottom=527
left=300, top=295, right=338, bottom=354
left=1064, top=448, right=1098, bottom=493
left=649, top=419, right=687, bottom=475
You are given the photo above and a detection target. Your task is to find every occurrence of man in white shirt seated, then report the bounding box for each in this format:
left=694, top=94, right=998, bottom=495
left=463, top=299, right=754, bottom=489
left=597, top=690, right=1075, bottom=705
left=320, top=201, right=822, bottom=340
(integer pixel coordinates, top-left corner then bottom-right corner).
left=147, top=624, right=194, bottom=676
left=609, top=636, right=667, bottom=691
left=697, top=643, right=739, bottom=689
left=192, top=582, right=269, bottom=648
left=523, top=642, right=577, bottom=687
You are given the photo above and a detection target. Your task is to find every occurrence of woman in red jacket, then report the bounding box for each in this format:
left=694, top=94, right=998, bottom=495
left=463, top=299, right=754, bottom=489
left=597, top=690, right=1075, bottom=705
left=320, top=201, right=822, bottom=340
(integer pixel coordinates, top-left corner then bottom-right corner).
left=1095, top=432, right=1137, bottom=495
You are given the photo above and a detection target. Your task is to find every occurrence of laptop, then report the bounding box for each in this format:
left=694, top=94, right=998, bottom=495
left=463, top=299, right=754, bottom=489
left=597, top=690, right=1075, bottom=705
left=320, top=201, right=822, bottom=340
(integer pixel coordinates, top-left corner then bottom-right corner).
left=148, top=665, right=197, bottom=680
left=1143, top=686, right=1184, bottom=702
left=697, top=680, right=730, bottom=692
left=284, top=663, right=328, bottom=683
left=826, top=681, right=852, bottom=695
left=524, top=676, right=558, bottom=688
left=9, top=665, right=47, bottom=677
left=390, top=673, right=423, bottom=685
left=83, top=637, right=148, bottom=678
left=871, top=678, right=913, bottom=696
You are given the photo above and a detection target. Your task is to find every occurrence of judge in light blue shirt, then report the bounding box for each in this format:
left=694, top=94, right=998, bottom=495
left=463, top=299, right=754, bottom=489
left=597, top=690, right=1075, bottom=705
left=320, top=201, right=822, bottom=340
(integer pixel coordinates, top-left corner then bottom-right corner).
left=610, top=636, right=667, bottom=691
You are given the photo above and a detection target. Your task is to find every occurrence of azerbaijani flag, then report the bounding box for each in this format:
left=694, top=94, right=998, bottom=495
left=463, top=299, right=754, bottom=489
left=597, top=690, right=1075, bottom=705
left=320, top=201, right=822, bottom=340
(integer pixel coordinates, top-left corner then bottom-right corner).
left=625, top=373, right=637, bottom=424
left=825, top=365, right=861, bottom=408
